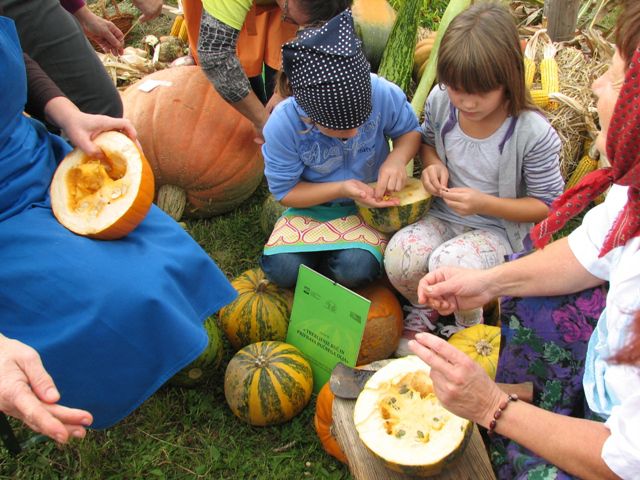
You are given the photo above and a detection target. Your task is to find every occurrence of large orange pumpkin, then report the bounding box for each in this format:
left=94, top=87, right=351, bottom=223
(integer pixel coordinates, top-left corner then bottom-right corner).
left=354, top=283, right=403, bottom=365
left=121, top=66, right=263, bottom=220
left=314, top=382, right=348, bottom=464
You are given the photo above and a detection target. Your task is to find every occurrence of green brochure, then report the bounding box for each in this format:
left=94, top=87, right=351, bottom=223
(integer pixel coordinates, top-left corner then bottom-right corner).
left=286, top=265, right=371, bottom=393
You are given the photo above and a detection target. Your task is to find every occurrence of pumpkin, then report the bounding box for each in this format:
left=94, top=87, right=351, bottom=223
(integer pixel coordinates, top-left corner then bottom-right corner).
left=259, top=194, right=286, bottom=236
left=413, top=31, right=438, bottom=81
left=314, top=382, right=348, bottom=463
left=224, top=341, right=313, bottom=426
left=352, top=0, right=397, bottom=72
left=121, top=66, right=263, bottom=220
left=169, top=315, right=225, bottom=387
left=219, top=268, right=294, bottom=351
left=354, top=356, right=472, bottom=476
left=447, top=324, right=501, bottom=380
left=356, top=177, right=432, bottom=234
left=354, top=283, right=403, bottom=365
left=50, top=131, right=154, bottom=240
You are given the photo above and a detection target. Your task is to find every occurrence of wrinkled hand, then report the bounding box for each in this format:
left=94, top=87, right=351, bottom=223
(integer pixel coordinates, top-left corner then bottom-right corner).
left=374, top=157, right=408, bottom=200
left=440, top=187, right=487, bottom=216
left=343, top=179, right=401, bottom=207
left=58, top=109, right=137, bottom=159
left=132, top=0, right=163, bottom=22
left=421, top=163, right=449, bottom=196
left=0, top=335, right=93, bottom=443
left=75, top=6, right=124, bottom=55
left=417, top=266, right=493, bottom=315
left=408, top=333, right=502, bottom=425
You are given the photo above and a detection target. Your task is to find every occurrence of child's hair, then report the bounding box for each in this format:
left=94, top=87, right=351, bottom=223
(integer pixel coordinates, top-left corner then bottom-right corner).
left=437, top=2, right=535, bottom=117
left=298, top=0, right=353, bottom=27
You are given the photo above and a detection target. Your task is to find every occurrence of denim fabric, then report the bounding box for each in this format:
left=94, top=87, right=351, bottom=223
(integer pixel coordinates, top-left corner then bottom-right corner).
left=260, top=248, right=380, bottom=288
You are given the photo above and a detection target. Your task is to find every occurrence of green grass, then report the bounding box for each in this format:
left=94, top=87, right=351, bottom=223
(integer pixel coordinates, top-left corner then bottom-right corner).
left=0, top=180, right=352, bottom=479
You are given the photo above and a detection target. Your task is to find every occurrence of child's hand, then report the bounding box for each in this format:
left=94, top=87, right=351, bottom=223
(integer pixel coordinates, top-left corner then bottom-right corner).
left=374, top=158, right=408, bottom=200
left=342, top=180, right=400, bottom=208
left=440, top=187, right=487, bottom=216
left=421, top=163, right=449, bottom=195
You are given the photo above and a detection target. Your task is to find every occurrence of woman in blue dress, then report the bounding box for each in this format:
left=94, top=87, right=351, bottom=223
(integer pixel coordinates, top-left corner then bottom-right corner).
left=0, top=15, right=237, bottom=443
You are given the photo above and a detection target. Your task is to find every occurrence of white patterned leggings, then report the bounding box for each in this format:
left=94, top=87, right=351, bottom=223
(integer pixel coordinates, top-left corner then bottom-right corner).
left=384, top=216, right=512, bottom=325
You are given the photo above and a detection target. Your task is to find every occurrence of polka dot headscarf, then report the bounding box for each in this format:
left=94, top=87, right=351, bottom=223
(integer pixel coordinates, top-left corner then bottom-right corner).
left=531, top=46, right=640, bottom=257
left=282, top=9, right=372, bottom=130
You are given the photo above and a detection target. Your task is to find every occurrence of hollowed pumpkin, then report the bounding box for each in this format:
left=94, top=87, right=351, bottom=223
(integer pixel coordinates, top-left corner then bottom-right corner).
left=122, top=66, right=263, bottom=220
left=354, top=356, right=472, bottom=477
left=50, top=131, right=154, bottom=240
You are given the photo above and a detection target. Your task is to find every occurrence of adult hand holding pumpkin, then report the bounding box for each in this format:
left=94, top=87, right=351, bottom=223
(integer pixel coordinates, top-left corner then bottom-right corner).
left=43, top=97, right=137, bottom=160
left=408, top=332, right=503, bottom=427
left=0, top=335, right=93, bottom=443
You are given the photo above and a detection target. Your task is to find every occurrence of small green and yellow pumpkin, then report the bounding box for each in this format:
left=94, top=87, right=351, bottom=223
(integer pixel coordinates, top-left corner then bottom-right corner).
left=219, top=268, right=293, bottom=351
left=356, top=177, right=432, bottom=234
left=169, top=316, right=225, bottom=387
left=447, top=324, right=501, bottom=380
left=354, top=356, right=472, bottom=476
left=224, top=341, right=313, bottom=426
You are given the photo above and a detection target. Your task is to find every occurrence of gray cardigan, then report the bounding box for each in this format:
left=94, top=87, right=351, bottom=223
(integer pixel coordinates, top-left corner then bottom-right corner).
left=422, top=87, right=564, bottom=252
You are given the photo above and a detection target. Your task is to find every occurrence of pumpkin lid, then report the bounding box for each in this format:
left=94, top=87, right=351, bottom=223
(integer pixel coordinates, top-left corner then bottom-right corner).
left=353, top=356, right=470, bottom=467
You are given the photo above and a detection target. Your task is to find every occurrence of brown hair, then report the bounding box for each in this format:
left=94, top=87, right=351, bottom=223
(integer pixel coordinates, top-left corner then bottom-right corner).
left=615, top=0, right=640, bottom=65
left=610, top=311, right=640, bottom=365
left=298, top=0, right=353, bottom=27
left=437, top=2, right=535, bottom=117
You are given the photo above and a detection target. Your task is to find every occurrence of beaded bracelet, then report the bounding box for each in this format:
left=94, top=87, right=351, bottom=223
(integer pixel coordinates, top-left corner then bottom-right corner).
left=487, top=393, right=519, bottom=437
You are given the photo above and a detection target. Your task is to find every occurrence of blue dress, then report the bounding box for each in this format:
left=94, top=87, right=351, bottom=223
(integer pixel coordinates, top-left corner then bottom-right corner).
left=0, top=18, right=237, bottom=429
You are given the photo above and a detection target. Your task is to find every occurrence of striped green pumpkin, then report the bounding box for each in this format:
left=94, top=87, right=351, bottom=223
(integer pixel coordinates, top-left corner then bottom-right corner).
left=219, top=268, right=293, bottom=351
left=169, top=315, right=225, bottom=387
left=357, top=177, right=432, bottom=233
left=377, top=0, right=423, bottom=93
left=224, top=341, right=313, bottom=426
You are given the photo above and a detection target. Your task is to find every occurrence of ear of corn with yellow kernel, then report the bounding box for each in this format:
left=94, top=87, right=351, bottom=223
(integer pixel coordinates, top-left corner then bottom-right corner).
left=178, top=20, right=189, bottom=43
left=170, top=15, right=184, bottom=37
left=565, top=145, right=599, bottom=190
left=541, top=42, right=559, bottom=110
left=529, top=88, right=549, bottom=108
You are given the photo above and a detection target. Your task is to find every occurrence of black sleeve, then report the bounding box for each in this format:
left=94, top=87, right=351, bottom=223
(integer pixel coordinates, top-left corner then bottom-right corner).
left=23, top=53, right=66, bottom=120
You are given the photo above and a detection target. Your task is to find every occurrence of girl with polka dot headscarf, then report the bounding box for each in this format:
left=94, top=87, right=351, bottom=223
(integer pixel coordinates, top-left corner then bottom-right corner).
left=259, top=9, right=422, bottom=289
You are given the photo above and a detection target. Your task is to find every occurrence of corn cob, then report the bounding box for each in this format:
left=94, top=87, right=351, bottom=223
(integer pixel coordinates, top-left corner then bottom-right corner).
left=565, top=144, right=599, bottom=190
left=178, top=19, right=189, bottom=43
left=541, top=42, right=559, bottom=110
left=529, top=88, right=549, bottom=108
left=170, top=15, right=184, bottom=37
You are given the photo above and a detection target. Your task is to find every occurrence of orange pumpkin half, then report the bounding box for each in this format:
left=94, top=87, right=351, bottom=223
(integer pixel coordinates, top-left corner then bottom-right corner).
left=122, top=66, right=264, bottom=220
left=50, top=131, right=154, bottom=240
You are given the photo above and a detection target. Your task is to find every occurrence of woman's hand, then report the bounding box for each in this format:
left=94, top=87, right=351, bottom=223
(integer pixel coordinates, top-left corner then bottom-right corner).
left=74, top=6, right=124, bottom=55
left=440, top=187, right=488, bottom=216
left=408, top=333, right=503, bottom=425
left=374, top=155, right=408, bottom=200
left=132, top=0, right=163, bottom=22
left=44, top=97, right=137, bottom=159
left=0, top=335, right=93, bottom=443
left=342, top=179, right=401, bottom=208
left=418, top=266, right=495, bottom=315
left=421, top=162, right=449, bottom=196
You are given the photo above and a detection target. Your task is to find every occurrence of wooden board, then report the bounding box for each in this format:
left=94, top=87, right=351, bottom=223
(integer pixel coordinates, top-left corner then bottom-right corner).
left=333, top=394, right=496, bottom=480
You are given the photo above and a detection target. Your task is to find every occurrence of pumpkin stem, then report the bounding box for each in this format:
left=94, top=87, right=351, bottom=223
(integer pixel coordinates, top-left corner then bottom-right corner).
left=475, top=339, right=493, bottom=357
left=255, top=279, right=270, bottom=293
left=157, top=184, right=187, bottom=221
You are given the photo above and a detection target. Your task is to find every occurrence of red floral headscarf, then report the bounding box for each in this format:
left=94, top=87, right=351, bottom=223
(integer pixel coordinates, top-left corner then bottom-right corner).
left=531, top=47, right=640, bottom=257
